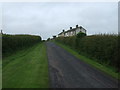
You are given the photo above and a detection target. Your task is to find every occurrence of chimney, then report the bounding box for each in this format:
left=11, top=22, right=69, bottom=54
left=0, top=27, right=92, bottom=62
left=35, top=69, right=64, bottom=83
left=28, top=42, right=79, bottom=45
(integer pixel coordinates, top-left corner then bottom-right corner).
left=63, top=29, right=65, bottom=32
left=76, top=25, right=78, bottom=28
left=80, top=26, right=82, bottom=29
left=70, top=27, right=72, bottom=29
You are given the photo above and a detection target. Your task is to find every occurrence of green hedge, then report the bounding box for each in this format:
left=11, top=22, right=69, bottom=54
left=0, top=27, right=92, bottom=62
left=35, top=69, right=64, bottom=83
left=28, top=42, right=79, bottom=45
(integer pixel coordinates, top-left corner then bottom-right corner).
left=2, top=34, right=41, bottom=57
left=55, top=34, right=119, bottom=71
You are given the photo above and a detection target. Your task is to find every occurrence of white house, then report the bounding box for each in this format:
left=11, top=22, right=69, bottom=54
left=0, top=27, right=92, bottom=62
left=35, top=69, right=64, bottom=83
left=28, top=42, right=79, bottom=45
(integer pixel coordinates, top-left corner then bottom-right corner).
left=58, top=30, right=65, bottom=37
left=58, top=25, right=86, bottom=37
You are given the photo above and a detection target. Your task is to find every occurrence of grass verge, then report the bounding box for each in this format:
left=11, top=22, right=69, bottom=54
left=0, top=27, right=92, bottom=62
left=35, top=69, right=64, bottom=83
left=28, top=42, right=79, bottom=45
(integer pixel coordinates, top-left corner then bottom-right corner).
left=3, top=43, right=49, bottom=88
left=54, top=41, right=119, bottom=80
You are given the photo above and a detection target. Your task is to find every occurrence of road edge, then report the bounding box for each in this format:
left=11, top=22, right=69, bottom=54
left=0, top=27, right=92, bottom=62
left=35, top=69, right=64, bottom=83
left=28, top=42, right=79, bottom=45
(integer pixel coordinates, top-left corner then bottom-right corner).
left=53, top=41, right=119, bottom=81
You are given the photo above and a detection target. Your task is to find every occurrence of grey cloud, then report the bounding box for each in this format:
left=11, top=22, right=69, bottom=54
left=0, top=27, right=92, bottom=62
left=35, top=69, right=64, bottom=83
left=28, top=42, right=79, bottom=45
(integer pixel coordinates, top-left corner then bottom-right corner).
left=1, top=2, right=118, bottom=40
left=0, top=3, right=2, bottom=29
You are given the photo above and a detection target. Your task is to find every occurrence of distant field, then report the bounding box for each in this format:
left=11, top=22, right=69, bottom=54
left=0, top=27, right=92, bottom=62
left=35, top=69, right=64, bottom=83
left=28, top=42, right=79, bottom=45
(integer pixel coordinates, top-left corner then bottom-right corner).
left=3, top=43, right=49, bottom=88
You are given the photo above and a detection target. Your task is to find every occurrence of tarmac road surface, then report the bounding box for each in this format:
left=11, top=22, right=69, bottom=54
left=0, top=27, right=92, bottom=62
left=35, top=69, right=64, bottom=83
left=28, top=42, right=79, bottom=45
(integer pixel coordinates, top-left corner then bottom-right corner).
left=46, top=42, right=119, bottom=88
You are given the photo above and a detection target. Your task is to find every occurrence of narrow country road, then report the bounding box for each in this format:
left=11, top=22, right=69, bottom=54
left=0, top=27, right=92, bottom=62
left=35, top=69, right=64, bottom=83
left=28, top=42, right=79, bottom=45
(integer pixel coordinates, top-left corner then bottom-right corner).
left=46, top=42, right=118, bottom=88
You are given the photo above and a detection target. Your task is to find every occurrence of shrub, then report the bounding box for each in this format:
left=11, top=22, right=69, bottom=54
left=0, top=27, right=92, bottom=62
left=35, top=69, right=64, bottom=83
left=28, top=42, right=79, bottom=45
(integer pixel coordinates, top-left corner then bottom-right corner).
left=76, top=32, right=86, bottom=38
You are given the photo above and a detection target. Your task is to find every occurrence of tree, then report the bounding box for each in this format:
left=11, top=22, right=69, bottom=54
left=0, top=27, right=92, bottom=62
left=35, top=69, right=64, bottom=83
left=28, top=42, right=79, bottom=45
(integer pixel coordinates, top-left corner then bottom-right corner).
left=53, top=35, right=56, bottom=39
left=47, top=38, right=50, bottom=41
left=76, top=32, right=86, bottom=48
left=76, top=32, right=86, bottom=38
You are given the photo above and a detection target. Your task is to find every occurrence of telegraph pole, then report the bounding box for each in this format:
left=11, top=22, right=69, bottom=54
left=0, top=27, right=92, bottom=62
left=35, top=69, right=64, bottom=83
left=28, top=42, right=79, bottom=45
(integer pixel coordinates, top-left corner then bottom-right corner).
left=0, top=30, right=3, bottom=34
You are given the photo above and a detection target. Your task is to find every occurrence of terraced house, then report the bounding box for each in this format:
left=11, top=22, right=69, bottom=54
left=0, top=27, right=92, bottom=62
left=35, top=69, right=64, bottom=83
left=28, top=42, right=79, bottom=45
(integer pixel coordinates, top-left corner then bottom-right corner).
left=58, top=25, right=86, bottom=37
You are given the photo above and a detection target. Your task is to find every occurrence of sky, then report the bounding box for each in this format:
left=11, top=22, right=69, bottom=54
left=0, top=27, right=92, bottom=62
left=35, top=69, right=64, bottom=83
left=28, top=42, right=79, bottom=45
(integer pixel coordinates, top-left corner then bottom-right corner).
left=0, top=3, right=2, bottom=31
left=0, top=2, right=118, bottom=40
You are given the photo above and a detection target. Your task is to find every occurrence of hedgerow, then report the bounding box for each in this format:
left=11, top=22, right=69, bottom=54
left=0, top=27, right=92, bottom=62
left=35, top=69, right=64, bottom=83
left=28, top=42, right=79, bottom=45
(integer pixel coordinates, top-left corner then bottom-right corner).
left=2, top=34, right=41, bottom=57
left=55, top=34, right=119, bottom=71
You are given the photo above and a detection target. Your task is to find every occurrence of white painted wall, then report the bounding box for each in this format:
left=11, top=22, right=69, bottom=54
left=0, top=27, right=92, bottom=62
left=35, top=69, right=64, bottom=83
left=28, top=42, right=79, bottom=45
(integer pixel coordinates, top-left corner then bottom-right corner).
left=76, top=27, right=86, bottom=34
left=80, top=28, right=86, bottom=33
left=76, top=28, right=80, bottom=34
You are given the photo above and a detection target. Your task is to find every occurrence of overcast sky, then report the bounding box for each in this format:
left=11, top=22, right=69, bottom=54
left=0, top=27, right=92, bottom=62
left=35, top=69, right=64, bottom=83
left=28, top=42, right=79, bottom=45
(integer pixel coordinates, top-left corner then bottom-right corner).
left=0, top=2, right=118, bottom=40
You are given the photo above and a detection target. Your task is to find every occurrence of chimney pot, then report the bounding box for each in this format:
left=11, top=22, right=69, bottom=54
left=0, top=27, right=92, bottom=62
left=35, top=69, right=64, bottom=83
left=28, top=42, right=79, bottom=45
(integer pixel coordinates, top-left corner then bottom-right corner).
left=76, top=25, right=78, bottom=28
left=70, top=27, right=72, bottom=29
left=80, top=26, right=82, bottom=29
